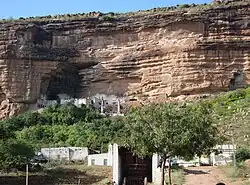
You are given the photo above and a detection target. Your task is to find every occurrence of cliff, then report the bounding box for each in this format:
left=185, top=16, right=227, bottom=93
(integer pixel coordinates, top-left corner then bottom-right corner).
left=0, top=0, right=250, bottom=118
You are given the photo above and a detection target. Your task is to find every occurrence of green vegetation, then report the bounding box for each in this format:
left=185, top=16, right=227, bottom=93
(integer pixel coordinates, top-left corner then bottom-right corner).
left=43, top=164, right=112, bottom=185
left=121, top=103, right=219, bottom=185
left=0, top=164, right=112, bottom=185
left=0, top=139, right=34, bottom=171
left=165, top=167, right=185, bottom=185
left=0, top=104, right=125, bottom=170
left=0, top=0, right=249, bottom=23
left=0, top=87, right=250, bottom=173
left=219, top=164, right=250, bottom=184
left=207, top=88, right=250, bottom=149
left=236, top=148, right=250, bottom=162
left=1, top=104, right=124, bottom=152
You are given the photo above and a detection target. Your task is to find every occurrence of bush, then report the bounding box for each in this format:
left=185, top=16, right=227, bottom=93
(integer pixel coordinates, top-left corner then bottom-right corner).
left=236, top=148, right=250, bottom=162
left=179, top=4, right=191, bottom=8
left=0, top=139, right=35, bottom=171
left=102, top=16, right=115, bottom=22
left=227, top=89, right=247, bottom=102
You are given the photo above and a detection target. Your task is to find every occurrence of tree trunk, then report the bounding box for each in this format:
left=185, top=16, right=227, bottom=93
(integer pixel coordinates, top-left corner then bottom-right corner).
left=161, top=156, right=166, bottom=185
left=168, top=158, right=172, bottom=185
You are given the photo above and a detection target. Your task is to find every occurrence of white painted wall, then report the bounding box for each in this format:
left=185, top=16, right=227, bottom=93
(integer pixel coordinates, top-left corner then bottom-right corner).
left=108, top=144, right=113, bottom=166
left=152, top=154, right=161, bottom=185
left=41, top=147, right=70, bottom=160
left=69, top=147, right=89, bottom=161
left=112, top=144, right=121, bottom=185
left=211, top=144, right=236, bottom=166
left=41, top=147, right=88, bottom=161
left=88, top=153, right=109, bottom=166
left=87, top=144, right=113, bottom=166
left=74, top=98, right=89, bottom=107
left=93, top=94, right=125, bottom=105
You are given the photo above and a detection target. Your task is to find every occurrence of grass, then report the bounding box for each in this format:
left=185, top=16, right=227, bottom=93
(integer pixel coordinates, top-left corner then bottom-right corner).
left=165, top=167, right=185, bottom=185
left=44, top=164, right=112, bottom=185
left=0, top=164, right=112, bottom=185
left=219, top=164, right=250, bottom=185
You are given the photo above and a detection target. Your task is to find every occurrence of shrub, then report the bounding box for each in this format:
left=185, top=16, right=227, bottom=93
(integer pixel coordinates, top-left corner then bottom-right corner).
left=236, top=148, right=250, bottom=162
left=179, top=4, right=191, bottom=8
left=102, top=16, right=115, bottom=22
left=0, top=139, right=35, bottom=171
left=227, top=89, right=247, bottom=102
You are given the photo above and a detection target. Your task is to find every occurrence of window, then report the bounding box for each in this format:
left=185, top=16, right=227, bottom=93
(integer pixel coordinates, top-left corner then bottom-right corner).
left=91, top=159, right=95, bottom=165
left=103, top=159, right=108, bottom=166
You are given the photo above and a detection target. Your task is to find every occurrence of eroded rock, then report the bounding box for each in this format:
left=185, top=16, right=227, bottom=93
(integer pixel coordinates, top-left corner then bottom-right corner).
left=0, top=2, right=250, bottom=118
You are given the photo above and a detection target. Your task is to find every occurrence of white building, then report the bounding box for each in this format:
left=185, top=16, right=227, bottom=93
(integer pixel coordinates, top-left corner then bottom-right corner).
left=210, top=144, right=236, bottom=166
left=41, top=147, right=89, bottom=161
left=87, top=144, right=113, bottom=166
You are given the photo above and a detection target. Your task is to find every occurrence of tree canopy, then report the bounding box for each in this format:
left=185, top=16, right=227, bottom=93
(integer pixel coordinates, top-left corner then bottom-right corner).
left=121, top=102, right=219, bottom=185
left=0, top=139, right=35, bottom=171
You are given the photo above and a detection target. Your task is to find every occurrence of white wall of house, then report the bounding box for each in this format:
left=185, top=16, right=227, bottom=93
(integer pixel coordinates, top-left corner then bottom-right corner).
left=69, top=147, right=89, bottom=161
left=152, top=154, right=161, bottom=185
left=41, top=147, right=88, bottom=161
left=88, top=144, right=113, bottom=166
left=93, top=94, right=125, bottom=105
left=74, top=98, right=89, bottom=107
left=41, top=147, right=70, bottom=160
left=88, top=153, right=109, bottom=166
left=211, top=144, right=236, bottom=166
left=108, top=144, right=113, bottom=166
left=112, top=144, right=121, bottom=185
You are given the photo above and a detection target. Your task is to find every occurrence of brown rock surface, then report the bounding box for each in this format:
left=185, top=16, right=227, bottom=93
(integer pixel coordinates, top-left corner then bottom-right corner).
left=0, top=1, right=250, bottom=118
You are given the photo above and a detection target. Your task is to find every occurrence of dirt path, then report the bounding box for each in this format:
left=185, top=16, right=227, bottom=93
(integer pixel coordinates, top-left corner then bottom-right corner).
left=184, top=166, right=242, bottom=185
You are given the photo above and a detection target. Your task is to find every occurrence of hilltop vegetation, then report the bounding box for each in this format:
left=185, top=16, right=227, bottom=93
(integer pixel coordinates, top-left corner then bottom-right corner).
left=0, top=0, right=249, bottom=23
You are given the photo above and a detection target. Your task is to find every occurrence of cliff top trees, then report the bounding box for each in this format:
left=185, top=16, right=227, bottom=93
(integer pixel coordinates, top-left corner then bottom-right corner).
left=122, top=102, right=219, bottom=185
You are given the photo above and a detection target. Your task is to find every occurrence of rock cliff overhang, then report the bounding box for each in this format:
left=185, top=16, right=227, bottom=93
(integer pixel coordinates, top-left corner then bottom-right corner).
left=0, top=0, right=250, bottom=118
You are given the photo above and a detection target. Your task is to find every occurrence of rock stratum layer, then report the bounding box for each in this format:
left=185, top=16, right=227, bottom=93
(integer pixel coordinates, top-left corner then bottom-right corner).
left=0, top=1, right=250, bottom=118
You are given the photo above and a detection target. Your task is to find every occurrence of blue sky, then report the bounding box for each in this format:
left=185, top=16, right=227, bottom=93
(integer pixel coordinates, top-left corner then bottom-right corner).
left=1, top=0, right=210, bottom=19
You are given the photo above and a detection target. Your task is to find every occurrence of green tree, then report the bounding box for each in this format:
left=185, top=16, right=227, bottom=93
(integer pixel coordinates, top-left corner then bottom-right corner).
left=0, top=121, right=15, bottom=140
left=0, top=139, right=35, bottom=171
left=122, top=103, right=219, bottom=185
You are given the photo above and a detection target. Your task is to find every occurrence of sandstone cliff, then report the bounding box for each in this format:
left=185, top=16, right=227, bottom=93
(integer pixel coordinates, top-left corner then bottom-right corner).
left=0, top=0, right=250, bottom=118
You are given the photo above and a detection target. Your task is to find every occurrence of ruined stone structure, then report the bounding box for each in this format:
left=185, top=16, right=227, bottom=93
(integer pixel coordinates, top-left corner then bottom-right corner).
left=0, top=1, right=250, bottom=118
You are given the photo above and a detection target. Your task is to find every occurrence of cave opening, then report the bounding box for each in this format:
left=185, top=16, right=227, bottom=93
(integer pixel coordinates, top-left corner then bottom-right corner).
left=40, top=64, right=81, bottom=102
left=228, top=70, right=244, bottom=91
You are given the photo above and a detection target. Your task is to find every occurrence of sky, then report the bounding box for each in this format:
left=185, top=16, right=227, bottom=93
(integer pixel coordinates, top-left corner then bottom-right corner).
left=0, top=0, right=210, bottom=19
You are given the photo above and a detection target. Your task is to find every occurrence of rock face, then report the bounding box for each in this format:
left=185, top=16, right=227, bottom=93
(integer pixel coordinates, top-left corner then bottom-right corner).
left=0, top=1, right=250, bottom=118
